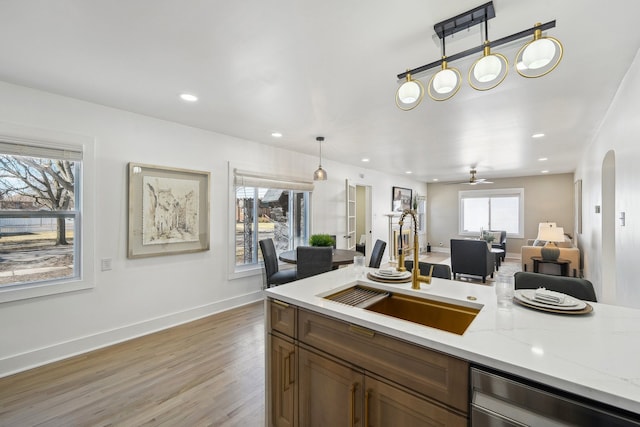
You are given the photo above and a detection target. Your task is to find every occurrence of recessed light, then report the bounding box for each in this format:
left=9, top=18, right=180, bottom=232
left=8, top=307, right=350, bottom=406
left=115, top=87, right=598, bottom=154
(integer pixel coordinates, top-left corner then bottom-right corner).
left=532, top=133, right=545, bottom=138
left=361, top=158, right=370, bottom=162
left=538, top=157, right=548, bottom=161
left=180, top=93, right=198, bottom=102
left=541, top=170, right=549, bottom=174
left=271, top=132, right=283, bottom=138
left=432, top=178, right=439, bottom=182
left=405, top=171, right=412, bottom=174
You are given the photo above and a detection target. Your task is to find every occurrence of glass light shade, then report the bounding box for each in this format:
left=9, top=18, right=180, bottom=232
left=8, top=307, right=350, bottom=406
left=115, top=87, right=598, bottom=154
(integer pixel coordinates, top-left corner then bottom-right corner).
left=427, top=62, right=461, bottom=101
left=398, top=80, right=421, bottom=103
left=468, top=48, right=509, bottom=91
left=395, top=73, right=425, bottom=111
left=474, top=55, right=503, bottom=82
left=516, top=26, right=563, bottom=78
left=432, top=69, right=458, bottom=94
left=522, top=38, right=556, bottom=69
left=313, top=167, right=327, bottom=181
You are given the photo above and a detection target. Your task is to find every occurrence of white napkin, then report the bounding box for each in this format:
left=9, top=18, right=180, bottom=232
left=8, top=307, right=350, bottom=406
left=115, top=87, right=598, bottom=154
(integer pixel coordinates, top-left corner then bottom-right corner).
left=534, top=287, right=565, bottom=304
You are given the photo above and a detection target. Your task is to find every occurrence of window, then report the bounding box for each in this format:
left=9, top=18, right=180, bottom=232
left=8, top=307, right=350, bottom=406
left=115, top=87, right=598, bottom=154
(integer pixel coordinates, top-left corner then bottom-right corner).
left=459, top=188, right=524, bottom=238
left=233, top=169, right=312, bottom=271
left=0, top=130, right=94, bottom=303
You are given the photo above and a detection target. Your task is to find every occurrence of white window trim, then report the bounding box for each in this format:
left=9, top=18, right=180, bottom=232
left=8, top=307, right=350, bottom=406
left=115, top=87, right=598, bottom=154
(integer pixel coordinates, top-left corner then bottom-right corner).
left=227, top=162, right=313, bottom=280
left=0, top=123, right=95, bottom=303
left=458, top=188, right=524, bottom=239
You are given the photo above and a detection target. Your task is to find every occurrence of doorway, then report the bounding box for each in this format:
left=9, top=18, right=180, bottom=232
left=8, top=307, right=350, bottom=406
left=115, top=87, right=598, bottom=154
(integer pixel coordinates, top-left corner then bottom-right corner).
left=356, top=185, right=372, bottom=261
left=601, top=150, right=616, bottom=303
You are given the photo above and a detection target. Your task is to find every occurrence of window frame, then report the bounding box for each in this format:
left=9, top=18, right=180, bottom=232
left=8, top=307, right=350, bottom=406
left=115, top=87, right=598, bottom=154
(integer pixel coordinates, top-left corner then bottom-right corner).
left=228, top=165, right=313, bottom=279
left=458, top=188, right=524, bottom=239
left=0, top=124, right=95, bottom=303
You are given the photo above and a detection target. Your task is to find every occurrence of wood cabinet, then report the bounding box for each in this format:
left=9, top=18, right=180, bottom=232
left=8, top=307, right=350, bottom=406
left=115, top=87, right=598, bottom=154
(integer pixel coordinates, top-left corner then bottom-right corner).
left=365, top=375, right=467, bottom=426
left=267, top=299, right=469, bottom=427
left=270, top=334, right=296, bottom=427
left=298, top=346, right=363, bottom=426
left=268, top=300, right=297, bottom=427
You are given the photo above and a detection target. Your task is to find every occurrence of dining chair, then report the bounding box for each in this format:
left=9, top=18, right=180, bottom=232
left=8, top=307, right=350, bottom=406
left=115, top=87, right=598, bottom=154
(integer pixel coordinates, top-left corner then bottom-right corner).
left=404, top=260, right=451, bottom=280
left=259, top=238, right=297, bottom=288
left=514, top=271, right=597, bottom=302
left=296, top=246, right=333, bottom=280
left=368, top=239, right=387, bottom=268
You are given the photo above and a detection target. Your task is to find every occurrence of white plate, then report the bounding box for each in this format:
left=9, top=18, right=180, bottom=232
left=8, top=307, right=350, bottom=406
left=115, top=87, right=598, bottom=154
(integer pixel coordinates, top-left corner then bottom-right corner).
left=371, top=270, right=411, bottom=280
left=515, top=290, right=587, bottom=311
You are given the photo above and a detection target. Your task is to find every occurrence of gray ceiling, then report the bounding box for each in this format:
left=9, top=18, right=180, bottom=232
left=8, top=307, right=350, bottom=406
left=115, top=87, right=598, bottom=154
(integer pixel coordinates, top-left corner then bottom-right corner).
left=0, top=0, right=638, bottom=182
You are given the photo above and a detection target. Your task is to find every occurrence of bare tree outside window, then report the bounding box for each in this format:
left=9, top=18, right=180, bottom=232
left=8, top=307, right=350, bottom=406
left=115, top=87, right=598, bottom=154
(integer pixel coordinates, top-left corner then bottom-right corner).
left=0, top=153, right=79, bottom=286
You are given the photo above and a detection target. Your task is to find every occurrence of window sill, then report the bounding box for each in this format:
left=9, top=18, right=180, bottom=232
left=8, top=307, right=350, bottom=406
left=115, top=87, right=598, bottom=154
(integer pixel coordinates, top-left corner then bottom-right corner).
left=0, top=278, right=94, bottom=304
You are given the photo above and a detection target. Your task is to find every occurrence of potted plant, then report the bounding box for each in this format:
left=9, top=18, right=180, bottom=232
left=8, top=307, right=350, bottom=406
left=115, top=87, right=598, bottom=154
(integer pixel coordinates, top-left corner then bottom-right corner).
left=481, top=230, right=495, bottom=247
left=309, top=234, right=335, bottom=247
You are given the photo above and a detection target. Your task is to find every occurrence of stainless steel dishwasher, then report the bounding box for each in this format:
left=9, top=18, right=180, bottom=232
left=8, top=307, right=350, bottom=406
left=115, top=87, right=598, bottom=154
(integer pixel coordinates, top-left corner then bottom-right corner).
left=471, top=366, right=640, bottom=426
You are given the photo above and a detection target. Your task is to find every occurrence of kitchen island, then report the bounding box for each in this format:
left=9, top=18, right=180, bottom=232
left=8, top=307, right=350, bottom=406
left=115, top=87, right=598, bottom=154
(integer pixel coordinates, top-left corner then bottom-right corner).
left=265, top=265, right=640, bottom=425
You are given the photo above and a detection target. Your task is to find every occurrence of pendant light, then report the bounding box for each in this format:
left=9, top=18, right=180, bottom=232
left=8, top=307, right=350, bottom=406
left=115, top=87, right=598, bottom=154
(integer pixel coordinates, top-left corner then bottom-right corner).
left=313, top=136, right=327, bottom=181
left=428, top=38, right=461, bottom=101
left=516, top=22, right=563, bottom=78
left=395, top=71, right=425, bottom=110
left=395, top=2, right=563, bottom=107
left=468, top=18, right=508, bottom=91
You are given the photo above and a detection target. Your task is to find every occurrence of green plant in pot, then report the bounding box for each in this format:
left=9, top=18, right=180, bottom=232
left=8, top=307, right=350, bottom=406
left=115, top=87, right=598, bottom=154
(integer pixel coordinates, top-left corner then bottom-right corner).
left=481, top=231, right=495, bottom=245
left=309, top=234, right=335, bottom=247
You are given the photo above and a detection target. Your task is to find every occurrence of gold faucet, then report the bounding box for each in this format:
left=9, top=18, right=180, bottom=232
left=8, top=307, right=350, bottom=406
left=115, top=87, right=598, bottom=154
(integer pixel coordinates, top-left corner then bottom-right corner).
left=396, top=209, right=432, bottom=289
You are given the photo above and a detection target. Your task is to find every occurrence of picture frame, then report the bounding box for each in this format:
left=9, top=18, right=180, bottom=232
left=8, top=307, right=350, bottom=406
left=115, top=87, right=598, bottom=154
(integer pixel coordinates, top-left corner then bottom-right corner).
left=392, top=186, right=412, bottom=212
left=128, top=162, right=210, bottom=258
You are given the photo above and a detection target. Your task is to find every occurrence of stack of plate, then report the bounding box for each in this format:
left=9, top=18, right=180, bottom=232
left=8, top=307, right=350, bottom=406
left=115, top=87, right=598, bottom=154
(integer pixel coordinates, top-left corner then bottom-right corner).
left=368, top=268, right=412, bottom=282
left=513, top=289, right=592, bottom=314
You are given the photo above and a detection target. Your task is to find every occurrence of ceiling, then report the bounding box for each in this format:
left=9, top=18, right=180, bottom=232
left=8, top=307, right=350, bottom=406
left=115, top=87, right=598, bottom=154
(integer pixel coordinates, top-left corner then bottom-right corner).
left=0, top=1, right=638, bottom=183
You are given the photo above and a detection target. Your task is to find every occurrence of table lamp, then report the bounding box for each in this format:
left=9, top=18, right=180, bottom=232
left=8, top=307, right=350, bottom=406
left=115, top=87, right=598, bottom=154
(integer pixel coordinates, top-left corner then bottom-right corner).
left=536, top=223, right=565, bottom=261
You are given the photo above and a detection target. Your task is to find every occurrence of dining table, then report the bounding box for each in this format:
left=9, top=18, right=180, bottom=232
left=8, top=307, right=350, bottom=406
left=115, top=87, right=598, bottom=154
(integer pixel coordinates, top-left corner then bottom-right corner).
left=278, top=248, right=362, bottom=268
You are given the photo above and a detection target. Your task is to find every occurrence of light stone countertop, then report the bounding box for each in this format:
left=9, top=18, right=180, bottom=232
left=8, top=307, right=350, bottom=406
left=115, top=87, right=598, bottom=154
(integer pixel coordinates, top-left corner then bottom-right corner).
left=265, top=265, right=640, bottom=415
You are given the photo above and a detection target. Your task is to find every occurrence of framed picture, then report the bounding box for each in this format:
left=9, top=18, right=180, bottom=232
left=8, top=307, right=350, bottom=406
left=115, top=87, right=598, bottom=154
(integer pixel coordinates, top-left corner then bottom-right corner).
left=392, top=186, right=412, bottom=212
left=128, top=162, right=210, bottom=258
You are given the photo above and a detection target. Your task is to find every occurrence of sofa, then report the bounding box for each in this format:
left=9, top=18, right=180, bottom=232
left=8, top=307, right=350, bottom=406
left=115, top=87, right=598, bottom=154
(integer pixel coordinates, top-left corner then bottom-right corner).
left=520, top=238, right=580, bottom=277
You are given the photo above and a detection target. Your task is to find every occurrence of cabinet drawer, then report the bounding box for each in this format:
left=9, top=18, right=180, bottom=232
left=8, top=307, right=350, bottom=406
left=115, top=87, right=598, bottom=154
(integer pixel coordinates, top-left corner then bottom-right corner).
left=298, top=308, right=469, bottom=413
left=269, top=299, right=297, bottom=337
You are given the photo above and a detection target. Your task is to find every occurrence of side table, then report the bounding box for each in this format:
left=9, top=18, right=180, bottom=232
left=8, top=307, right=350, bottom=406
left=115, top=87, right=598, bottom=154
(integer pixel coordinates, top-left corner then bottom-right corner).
left=529, top=257, right=574, bottom=277
left=490, top=248, right=505, bottom=270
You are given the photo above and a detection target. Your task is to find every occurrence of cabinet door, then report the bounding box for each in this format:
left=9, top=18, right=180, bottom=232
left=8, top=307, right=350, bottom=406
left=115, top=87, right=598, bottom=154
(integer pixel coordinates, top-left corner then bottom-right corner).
left=299, top=347, right=364, bottom=427
left=365, top=376, right=467, bottom=427
left=270, top=335, right=296, bottom=427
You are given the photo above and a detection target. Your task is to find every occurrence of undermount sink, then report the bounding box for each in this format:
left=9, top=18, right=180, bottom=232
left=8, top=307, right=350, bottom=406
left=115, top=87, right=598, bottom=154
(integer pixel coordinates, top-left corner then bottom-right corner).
left=324, top=285, right=481, bottom=335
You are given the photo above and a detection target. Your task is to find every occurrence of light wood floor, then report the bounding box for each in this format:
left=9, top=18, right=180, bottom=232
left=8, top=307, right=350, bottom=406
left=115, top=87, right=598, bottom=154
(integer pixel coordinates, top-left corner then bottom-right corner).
left=0, top=301, right=265, bottom=427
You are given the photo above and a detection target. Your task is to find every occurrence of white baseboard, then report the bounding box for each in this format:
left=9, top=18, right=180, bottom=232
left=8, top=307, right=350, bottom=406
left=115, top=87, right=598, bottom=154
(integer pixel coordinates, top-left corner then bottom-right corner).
left=0, top=290, right=263, bottom=378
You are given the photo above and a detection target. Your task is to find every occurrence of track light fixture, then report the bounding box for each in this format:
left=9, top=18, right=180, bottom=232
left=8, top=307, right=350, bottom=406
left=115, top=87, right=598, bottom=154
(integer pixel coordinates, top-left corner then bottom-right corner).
left=313, top=136, right=327, bottom=181
left=395, top=1, right=562, bottom=108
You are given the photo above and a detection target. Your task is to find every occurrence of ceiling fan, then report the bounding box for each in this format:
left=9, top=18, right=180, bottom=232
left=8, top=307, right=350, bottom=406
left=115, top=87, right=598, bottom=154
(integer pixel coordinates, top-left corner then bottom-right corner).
left=466, top=169, right=493, bottom=185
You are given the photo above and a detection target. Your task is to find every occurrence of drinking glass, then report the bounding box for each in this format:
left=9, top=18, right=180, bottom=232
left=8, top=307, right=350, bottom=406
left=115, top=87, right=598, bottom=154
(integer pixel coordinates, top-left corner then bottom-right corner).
left=353, top=255, right=365, bottom=278
left=495, top=273, right=515, bottom=309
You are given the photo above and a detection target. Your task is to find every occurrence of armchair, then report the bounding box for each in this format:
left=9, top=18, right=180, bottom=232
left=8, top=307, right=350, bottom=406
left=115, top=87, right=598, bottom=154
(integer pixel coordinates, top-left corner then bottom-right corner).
left=488, top=230, right=507, bottom=261
left=450, top=239, right=495, bottom=283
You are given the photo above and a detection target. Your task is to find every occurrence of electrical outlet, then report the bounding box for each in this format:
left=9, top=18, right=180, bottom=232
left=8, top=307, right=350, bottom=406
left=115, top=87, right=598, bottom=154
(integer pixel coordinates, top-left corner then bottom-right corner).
left=101, top=258, right=112, bottom=271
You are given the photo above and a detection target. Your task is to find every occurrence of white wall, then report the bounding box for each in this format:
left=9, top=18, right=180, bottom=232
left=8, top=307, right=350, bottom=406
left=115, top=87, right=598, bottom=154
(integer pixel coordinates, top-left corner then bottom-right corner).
left=427, top=174, right=575, bottom=257
left=0, top=81, right=426, bottom=376
left=575, top=48, right=640, bottom=308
